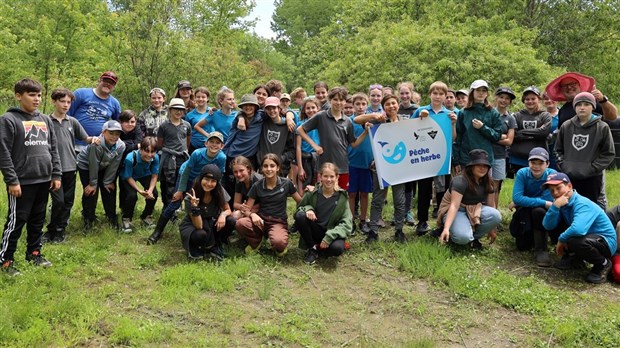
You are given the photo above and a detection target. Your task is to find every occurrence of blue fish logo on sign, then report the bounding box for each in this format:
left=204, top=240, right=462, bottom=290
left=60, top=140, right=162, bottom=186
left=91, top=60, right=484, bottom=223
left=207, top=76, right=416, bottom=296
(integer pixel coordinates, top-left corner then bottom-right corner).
left=378, top=141, right=407, bottom=164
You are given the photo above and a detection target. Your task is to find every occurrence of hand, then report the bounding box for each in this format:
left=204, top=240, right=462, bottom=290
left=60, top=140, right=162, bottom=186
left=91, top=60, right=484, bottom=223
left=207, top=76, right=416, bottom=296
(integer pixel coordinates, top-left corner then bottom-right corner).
left=555, top=242, right=568, bottom=256
left=104, top=182, right=115, bottom=193
left=91, top=137, right=101, bottom=145
left=449, top=111, right=457, bottom=124
left=286, top=117, right=296, bottom=132
left=50, top=179, right=61, bottom=192
left=553, top=192, right=570, bottom=208
left=298, top=167, right=306, bottom=181
left=172, top=191, right=184, bottom=202
left=314, top=146, right=324, bottom=155
left=145, top=189, right=155, bottom=200
left=439, top=229, right=450, bottom=244
left=304, top=185, right=315, bottom=192
left=185, top=188, right=200, bottom=207
left=508, top=201, right=516, bottom=211
left=305, top=210, right=317, bottom=221
left=8, top=184, right=21, bottom=197
left=364, top=122, right=373, bottom=131
left=237, top=118, right=247, bottom=131
left=83, top=184, right=96, bottom=196
left=319, top=240, right=329, bottom=249
left=215, top=214, right=226, bottom=231
left=472, top=118, right=483, bottom=129
left=545, top=201, right=553, bottom=209
left=487, top=230, right=497, bottom=244
left=251, top=213, right=263, bottom=228
left=420, top=109, right=430, bottom=118
left=374, top=113, right=387, bottom=122
left=591, top=87, right=605, bottom=102
left=453, top=165, right=462, bottom=175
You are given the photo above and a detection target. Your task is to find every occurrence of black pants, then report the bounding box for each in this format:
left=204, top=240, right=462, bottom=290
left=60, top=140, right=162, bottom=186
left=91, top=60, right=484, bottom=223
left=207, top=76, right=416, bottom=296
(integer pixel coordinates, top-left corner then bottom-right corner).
left=514, top=207, right=562, bottom=251
left=0, top=182, right=50, bottom=262
left=415, top=177, right=434, bottom=223
left=120, top=176, right=158, bottom=219
left=180, top=216, right=236, bottom=256
left=79, top=169, right=117, bottom=224
left=47, top=170, right=76, bottom=232
left=294, top=211, right=345, bottom=256
left=567, top=234, right=611, bottom=265
left=571, top=174, right=604, bottom=209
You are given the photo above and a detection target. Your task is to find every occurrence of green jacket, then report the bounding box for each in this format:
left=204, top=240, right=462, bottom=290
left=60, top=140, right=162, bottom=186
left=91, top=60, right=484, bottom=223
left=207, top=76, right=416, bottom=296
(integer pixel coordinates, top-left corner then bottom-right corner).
left=296, top=184, right=352, bottom=247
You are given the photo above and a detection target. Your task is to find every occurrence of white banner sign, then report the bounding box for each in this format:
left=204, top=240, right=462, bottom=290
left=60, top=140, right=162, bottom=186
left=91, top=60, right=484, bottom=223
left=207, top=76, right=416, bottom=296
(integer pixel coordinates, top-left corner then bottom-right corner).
left=370, top=115, right=452, bottom=189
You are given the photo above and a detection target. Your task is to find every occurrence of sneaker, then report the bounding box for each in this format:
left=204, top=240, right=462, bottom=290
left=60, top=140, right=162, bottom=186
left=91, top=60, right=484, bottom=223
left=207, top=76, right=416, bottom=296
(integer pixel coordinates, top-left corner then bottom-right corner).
left=394, top=229, right=408, bottom=243
left=187, top=250, right=204, bottom=261
left=245, top=239, right=263, bottom=254
left=359, top=221, right=371, bottom=234
left=430, top=227, right=443, bottom=238
left=377, top=218, right=386, bottom=228
left=1, top=260, right=21, bottom=276
left=536, top=251, right=553, bottom=267
left=365, top=232, right=379, bottom=244
left=208, top=245, right=225, bottom=262
left=275, top=247, right=288, bottom=258
left=304, top=248, right=319, bottom=264
left=350, top=224, right=356, bottom=236
left=554, top=255, right=586, bottom=270
left=431, top=207, right=439, bottom=219
left=41, top=232, right=53, bottom=243
left=470, top=239, right=483, bottom=250
left=52, top=230, right=66, bottom=244
left=289, top=223, right=298, bottom=234
left=416, top=221, right=430, bottom=236
left=406, top=211, right=416, bottom=226
left=83, top=219, right=94, bottom=233
left=121, top=219, right=133, bottom=233
left=26, top=250, right=52, bottom=267
left=586, top=258, right=612, bottom=284
left=141, top=216, right=155, bottom=228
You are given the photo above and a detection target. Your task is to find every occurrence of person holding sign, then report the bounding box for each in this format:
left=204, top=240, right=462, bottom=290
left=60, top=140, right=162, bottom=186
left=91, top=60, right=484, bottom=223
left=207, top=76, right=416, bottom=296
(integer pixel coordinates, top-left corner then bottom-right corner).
left=436, top=149, right=501, bottom=249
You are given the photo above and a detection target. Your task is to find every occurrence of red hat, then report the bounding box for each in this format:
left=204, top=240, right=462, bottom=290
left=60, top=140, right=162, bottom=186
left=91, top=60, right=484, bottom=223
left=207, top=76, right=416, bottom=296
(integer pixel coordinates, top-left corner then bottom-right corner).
left=100, top=71, right=118, bottom=84
left=545, top=72, right=595, bottom=102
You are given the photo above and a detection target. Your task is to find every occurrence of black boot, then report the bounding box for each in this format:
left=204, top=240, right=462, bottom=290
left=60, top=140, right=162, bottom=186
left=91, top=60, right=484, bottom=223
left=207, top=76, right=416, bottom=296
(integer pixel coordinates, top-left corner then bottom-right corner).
left=147, top=215, right=170, bottom=245
left=533, top=229, right=552, bottom=267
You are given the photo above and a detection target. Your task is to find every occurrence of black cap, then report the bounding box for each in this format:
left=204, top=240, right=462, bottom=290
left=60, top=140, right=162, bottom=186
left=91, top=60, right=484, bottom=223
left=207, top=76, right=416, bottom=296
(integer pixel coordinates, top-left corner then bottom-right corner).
left=466, top=149, right=491, bottom=167
left=495, top=87, right=516, bottom=100
left=199, top=164, right=222, bottom=182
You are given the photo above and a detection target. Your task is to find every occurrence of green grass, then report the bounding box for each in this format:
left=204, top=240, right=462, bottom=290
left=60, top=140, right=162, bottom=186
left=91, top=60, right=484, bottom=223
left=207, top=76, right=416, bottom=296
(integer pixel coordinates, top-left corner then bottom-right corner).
left=1, top=171, right=620, bottom=346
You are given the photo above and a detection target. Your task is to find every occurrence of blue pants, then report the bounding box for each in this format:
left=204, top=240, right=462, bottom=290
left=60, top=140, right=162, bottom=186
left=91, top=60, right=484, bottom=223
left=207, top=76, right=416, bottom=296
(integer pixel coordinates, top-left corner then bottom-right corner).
left=445, top=206, right=501, bottom=245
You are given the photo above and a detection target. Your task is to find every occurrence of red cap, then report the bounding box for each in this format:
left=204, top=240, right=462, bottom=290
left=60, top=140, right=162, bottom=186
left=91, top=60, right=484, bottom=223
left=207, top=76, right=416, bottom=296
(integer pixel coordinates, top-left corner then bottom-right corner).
left=100, top=71, right=118, bottom=84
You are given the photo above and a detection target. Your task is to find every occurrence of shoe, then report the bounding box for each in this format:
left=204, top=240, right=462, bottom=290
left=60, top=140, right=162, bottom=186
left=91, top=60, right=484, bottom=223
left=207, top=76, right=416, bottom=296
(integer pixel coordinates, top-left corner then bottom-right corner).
left=41, top=232, right=53, bottom=243
left=108, top=216, right=120, bottom=230
left=289, top=223, right=298, bottom=234
left=365, top=232, right=379, bottom=244
left=141, top=216, right=155, bottom=228
left=359, top=221, right=371, bottom=234
left=394, top=229, right=408, bottom=243
left=245, top=239, right=263, bottom=254
left=390, top=220, right=395, bottom=226
left=304, top=248, right=319, bottom=264
left=83, top=219, right=94, bottom=233
left=406, top=211, right=416, bottom=226
left=52, top=229, right=66, bottom=244
left=26, top=250, right=52, bottom=267
left=121, top=219, right=133, bottom=233
left=208, top=245, right=225, bottom=262
left=377, top=218, right=386, bottom=228
left=554, top=255, right=586, bottom=270
left=430, top=227, right=442, bottom=238
left=1, top=260, right=21, bottom=276
left=350, top=224, right=356, bottom=236
left=470, top=239, right=483, bottom=250
left=416, top=221, right=430, bottom=236
left=431, top=207, right=439, bottom=219
left=536, top=251, right=552, bottom=267
left=147, top=215, right=170, bottom=245
left=187, top=250, right=204, bottom=261
left=275, top=247, right=288, bottom=257
left=586, top=258, right=612, bottom=284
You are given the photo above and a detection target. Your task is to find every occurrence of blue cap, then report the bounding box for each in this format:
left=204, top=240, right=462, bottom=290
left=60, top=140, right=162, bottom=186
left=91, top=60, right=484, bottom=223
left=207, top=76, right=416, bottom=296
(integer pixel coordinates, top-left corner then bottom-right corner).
left=542, top=172, right=570, bottom=188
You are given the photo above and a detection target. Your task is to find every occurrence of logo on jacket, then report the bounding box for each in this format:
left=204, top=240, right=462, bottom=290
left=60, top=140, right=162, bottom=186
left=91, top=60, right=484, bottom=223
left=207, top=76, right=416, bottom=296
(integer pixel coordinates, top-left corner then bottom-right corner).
left=523, top=120, right=537, bottom=129
left=267, top=130, right=280, bottom=144
left=22, top=121, right=49, bottom=146
left=572, top=134, right=589, bottom=151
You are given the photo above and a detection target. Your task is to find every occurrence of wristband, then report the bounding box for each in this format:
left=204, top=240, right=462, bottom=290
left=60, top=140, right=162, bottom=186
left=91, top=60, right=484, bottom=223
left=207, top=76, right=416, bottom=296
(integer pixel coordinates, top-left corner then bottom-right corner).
left=191, top=207, right=201, bottom=216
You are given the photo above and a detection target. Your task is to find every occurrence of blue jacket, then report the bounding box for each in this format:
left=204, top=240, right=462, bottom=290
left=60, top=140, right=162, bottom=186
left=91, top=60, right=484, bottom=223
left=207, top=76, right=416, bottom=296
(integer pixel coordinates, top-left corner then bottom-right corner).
left=512, top=167, right=556, bottom=208
left=543, top=190, right=617, bottom=254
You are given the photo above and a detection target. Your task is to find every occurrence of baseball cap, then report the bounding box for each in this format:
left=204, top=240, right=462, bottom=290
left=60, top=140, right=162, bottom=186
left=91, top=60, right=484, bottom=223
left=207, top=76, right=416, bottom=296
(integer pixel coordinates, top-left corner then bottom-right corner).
left=495, top=87, right=516, bottom=100
left=207, top=131, right=224, bottom=143
left=200, top=164, right=222, bottom=182
left=264, top=96, right=280, bottom=108
left=102, top=120, right=123, bottom=133
left=542, top=172, right=571, bottom=188
left=470, top=80, right=489, bottom=90
left=521, top=86, right=541, bottom=102
left=177, top=80, right=192, bottom=89
left=100, top=71, right=118, bottom=84
left=456, top=89, right=469, bottom=97
left=280, top=93, right=291, bottom=101
left=528, top=147, right=549, bottom=162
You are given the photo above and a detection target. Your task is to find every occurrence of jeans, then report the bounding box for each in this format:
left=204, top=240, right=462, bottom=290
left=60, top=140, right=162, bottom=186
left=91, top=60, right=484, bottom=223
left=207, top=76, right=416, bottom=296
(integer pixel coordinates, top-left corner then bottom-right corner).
left=445, top=205, right=501, bottom=245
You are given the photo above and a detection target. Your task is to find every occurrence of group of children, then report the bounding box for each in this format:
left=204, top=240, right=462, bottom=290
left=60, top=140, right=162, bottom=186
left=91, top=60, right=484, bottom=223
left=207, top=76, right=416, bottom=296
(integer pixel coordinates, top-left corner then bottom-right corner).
left=1, top=76, right=618, bottom=285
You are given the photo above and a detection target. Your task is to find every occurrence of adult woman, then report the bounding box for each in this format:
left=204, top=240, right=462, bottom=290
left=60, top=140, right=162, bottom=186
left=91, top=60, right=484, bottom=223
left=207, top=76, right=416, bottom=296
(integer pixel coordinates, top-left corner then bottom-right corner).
left=437, top=149, right=502, bottom=249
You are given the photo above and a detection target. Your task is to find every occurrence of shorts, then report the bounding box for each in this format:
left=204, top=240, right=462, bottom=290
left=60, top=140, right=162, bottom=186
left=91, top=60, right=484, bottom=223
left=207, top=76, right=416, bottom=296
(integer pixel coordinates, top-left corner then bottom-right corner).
left=492, top=158, right=506, bottom=181
left=338, top=173, right=350, bottom=191
left=347, top=166, right=373, bottom=193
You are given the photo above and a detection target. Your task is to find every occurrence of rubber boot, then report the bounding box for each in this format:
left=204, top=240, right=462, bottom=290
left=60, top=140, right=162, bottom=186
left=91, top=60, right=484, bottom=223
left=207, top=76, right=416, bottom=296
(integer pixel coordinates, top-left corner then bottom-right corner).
left=533, top=229, right=552, bottom=267
left=147, top=215, right=170, bottom=245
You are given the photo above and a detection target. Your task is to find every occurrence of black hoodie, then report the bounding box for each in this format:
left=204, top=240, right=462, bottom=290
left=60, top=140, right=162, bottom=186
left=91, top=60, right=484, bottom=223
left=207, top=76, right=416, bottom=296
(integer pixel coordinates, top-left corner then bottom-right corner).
left=0, top=108, right=61, bottom=185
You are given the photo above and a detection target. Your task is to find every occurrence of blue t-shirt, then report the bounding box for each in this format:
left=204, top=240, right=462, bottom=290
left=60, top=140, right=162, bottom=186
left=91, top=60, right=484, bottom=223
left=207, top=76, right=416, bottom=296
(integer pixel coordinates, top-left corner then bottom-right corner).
left=411, top=104, right=450, bottom=119
left=68, top=88, right=121, bottom=146
left=187, top=109, right=211, bottom=149
left=206, top=109, right=237, bottom=142
left=366, top=105, right=383, bottom=113
left=348, top=114, right=373, bottom=168
left=177, top=149, right=227, bottom=192
left=297, top=118, right=320, bottom=154
left=120, top=150, right=160, bottom=180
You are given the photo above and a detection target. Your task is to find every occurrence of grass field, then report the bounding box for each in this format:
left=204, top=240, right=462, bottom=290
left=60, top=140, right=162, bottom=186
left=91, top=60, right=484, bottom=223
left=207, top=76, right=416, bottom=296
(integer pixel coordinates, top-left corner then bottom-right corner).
left=1, top=171, right=620, bottom=347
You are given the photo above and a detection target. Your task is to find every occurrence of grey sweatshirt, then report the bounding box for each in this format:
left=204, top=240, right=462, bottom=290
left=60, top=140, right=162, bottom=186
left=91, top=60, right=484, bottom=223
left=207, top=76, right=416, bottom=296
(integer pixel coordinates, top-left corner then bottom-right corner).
left=76, top=135, right=126, bottom=186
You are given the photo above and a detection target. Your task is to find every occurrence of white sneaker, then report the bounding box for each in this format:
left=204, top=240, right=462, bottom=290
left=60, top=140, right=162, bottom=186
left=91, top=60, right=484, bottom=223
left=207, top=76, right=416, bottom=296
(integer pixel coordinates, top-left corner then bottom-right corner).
left=121, top=219, right=133, bottom=233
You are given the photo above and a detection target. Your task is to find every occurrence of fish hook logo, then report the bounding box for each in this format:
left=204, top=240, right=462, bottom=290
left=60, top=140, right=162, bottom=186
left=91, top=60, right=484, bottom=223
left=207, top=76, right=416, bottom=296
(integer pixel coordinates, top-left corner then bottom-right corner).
left=378, top=141, right=407, bottom=164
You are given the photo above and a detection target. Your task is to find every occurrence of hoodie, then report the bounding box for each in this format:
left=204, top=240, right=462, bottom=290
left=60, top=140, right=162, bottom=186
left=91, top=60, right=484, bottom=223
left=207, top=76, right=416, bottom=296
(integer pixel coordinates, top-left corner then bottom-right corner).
left=0, top=108, right=61, bottom=185
left=555, top=114, right=614, bottom=180
left=510, top=109, right=551, bottom=161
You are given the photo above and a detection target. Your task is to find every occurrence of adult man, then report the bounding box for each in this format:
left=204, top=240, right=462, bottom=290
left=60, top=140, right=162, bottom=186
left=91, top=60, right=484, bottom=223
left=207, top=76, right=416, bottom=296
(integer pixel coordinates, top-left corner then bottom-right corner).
left=545, top=72, right=617, bottom=128
left=68, top=71, right=121, bottom=151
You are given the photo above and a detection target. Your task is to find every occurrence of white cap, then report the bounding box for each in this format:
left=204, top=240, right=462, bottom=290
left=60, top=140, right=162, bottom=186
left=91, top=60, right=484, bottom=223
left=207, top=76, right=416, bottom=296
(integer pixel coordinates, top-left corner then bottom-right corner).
left=470, top=80, right=489, bottom=90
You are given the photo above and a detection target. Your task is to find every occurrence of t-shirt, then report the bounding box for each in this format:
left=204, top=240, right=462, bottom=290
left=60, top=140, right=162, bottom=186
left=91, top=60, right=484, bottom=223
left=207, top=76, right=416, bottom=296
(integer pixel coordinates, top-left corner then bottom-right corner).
left=187, top=109, right=210, bottom=149
left=157, top=119, right=191, bottom=153
left=297, top=118, right=320, bottom=154
left=449, top=175, right=489, bottom=205
left=348, top=114, right=373, bottom=169
left=50, top=115, right=89, bottom=172
left=206, top=109, right=237, bottom=142
left=301, top=109, right=356, bottom=174
left=235, top=172, right=263, bottom=203
left=120, top=150, right=160, bottom=180
left=398, top=103, right=418, bottom=116
left=492, top=112, right=517, bottom=159
left=248, top=176, right=297, bottom=220
left=68, top=88, right=121, bottom=146
left=315, top=193, right=339, bottom=229
left=183, top=188, right=230, bottom=219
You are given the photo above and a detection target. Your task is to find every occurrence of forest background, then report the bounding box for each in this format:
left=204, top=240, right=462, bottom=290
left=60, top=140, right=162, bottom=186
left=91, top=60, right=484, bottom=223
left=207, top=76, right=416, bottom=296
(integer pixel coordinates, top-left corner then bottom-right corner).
left=1, top=0, right=619, bottom=112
